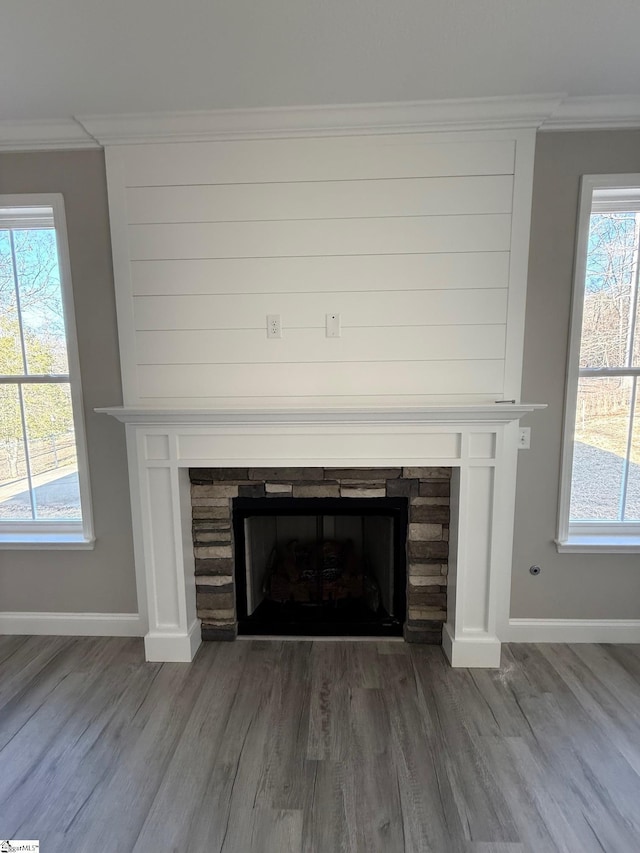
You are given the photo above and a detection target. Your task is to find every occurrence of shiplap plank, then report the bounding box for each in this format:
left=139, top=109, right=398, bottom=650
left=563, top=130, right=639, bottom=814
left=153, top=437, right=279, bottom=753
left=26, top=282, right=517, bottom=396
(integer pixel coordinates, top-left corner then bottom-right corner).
left=130, top=252, right=511, bottom=296
left=136, top=393, right=496, bottom=408
left=133, top=288, right=508, bottom=331
left=128, top=215, right=512, bottom=260
left=135, top=325, right=506, bottom=365
left=121, top=137, right=515, bottom=187
left=126, top=176, right=513, bottom=224
left=137, top=359, right=504, bottom=399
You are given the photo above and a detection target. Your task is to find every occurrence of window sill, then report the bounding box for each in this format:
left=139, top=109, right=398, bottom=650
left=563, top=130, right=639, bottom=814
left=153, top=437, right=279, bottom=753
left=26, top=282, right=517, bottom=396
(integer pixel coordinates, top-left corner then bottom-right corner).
left=555, top=534, right=640, bottom=554
left=0, top=533, right=95, bottom=550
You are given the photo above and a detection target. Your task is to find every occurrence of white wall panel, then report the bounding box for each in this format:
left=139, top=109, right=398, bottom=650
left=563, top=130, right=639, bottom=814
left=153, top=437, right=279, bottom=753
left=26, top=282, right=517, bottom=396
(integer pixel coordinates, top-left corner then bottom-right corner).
left=122, top=136, right=515, bottom=186
left=133, top=289, right=508, bottom=331
left=135, top=324, right=506, bottom=365
left=137, top=360, right=504, bottom=399
left=126, top=176, right=513, bottom=224
left=138, top=393, right=496, bottom=409
left=130, top=252, right=511, bottom=296
left=128, top=215, right=512, bottom=261
left=104, top=130, right=534, bottom=407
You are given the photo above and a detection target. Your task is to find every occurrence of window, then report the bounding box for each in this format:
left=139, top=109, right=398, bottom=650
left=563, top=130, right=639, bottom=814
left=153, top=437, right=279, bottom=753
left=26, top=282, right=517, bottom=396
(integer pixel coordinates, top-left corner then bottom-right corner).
left=557, top=176, right=640, bottom=552
left=0, top=195, right=93, bottom=547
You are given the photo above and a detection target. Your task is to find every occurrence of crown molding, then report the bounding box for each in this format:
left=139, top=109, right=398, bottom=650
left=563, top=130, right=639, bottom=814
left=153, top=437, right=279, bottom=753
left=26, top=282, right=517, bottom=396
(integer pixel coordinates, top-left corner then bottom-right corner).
left=541, top=95, right=640, bottom=131
left=77, top=95, right=563, bottom=145
left=0, top=118, right=99, bottom=152
left=2, top=95, right=640, bottom=151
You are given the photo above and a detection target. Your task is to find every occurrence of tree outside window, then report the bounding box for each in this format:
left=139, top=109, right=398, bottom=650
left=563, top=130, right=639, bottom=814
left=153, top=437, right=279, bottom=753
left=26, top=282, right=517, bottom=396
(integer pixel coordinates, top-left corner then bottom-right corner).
left=0, top=205, right=86, bottom=530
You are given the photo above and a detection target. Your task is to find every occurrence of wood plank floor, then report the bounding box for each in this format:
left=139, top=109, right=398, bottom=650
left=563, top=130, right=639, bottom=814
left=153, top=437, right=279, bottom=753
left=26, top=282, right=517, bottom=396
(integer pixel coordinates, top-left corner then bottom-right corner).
left=1, top=638, right=640, bottom=852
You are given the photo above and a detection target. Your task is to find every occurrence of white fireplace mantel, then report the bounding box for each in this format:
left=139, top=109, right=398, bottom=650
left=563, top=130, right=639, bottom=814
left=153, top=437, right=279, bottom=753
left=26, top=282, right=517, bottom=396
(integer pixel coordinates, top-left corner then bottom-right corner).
left=99, top=404, right=545, bottom=667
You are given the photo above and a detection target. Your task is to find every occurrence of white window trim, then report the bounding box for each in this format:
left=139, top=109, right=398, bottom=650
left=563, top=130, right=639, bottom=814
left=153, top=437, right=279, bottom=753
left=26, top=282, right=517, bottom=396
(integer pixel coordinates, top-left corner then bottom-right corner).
left=0, top=193, right=94, bottom=549
left=556, top=174, right=640, bottom=553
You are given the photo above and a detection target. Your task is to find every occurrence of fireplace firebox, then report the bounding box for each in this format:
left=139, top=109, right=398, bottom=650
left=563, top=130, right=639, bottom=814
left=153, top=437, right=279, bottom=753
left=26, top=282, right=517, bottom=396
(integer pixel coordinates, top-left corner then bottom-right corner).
left=233, top=497, right=407, bottom=637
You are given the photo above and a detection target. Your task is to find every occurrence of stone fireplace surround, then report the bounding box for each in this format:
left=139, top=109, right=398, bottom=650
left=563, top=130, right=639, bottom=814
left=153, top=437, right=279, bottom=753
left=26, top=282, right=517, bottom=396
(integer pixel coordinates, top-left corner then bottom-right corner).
left=100, top=404, right=543, bottom=667
left=191, top=466, right=450, bottom=643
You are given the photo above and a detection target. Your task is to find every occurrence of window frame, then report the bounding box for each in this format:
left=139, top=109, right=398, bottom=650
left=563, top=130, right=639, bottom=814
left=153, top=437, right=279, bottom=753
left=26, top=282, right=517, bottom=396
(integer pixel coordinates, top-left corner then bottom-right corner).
left=0, top=193, right=94, bottom=549
left=557, top=174, right=640, bottom=553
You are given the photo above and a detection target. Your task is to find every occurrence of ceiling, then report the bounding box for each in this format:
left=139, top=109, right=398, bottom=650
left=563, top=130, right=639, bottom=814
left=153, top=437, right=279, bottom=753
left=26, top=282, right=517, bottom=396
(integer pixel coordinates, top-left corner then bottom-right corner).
left=1, top=0, right=640, bottom=122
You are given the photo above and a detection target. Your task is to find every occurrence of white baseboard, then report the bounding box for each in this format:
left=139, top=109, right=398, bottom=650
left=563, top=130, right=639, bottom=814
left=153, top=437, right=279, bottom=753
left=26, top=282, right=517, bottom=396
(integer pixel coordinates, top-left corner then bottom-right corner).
left=0, top=611, right=145, bottom=637
left=503, top=618, right=640, bottom=644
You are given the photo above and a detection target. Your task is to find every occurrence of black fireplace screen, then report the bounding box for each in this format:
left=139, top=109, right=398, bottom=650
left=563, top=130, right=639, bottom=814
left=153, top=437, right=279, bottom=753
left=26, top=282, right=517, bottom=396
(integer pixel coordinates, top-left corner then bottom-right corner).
left=232, top=497, right=407, bottom=637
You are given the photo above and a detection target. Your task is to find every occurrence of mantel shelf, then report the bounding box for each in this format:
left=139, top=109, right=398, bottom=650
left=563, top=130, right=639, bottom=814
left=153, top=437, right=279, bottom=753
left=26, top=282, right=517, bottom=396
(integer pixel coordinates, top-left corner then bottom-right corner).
left=96, top=404, right=546, bottom=427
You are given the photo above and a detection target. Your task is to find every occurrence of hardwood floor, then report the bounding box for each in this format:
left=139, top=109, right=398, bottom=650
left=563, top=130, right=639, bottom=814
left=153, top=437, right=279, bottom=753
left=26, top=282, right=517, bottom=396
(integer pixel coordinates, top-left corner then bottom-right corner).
left=1, top=637, right=640, bottom=852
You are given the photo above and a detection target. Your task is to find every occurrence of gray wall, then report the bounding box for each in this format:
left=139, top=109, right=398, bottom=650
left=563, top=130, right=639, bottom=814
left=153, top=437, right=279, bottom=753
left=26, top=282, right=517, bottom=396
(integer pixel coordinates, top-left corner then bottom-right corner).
left=2, top=136, right=640, bottom=621
left=0, top=150, right=137, bottom=613
left=511, top=130, right=640, bottom=619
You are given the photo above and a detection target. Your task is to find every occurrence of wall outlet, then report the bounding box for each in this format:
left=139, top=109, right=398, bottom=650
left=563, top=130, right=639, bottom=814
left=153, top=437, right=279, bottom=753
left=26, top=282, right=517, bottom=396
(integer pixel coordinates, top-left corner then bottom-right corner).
left=518, top=427, right=531, bottom=450
left=267, top=314, right=281, bottom=339
left=326, top=312, right=341, bottom=338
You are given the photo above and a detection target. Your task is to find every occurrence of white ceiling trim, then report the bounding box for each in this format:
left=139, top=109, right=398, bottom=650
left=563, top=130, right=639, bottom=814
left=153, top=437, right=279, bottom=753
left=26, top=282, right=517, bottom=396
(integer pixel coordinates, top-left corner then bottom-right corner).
left=0, top=119, right=99, bottom=152
left=77, top=94, right=563, bottom=144
left=540, top=95, right=640, bottom=131
left=2, top=95, right=640, bottom=151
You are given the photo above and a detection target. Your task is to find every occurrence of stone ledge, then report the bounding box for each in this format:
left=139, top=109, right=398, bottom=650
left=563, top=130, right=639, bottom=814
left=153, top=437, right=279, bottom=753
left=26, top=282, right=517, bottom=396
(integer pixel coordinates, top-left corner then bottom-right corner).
left=195, top=557, right=234, bottom=575
left=201, top=623, right=237, bottom=641
left=195, top=574, right=234, bottom=586
left=195, top=545, right=233, bottom=559
left=197, top=607, right=236, bottom=621
left=408, top=541, right=448, bottom=560
left=404, top=622, right=443, bottom=644
left=410, top=505, right=450, bottom=523
left=324, top=467, right=402, bottom=480
left=198, top=592, right=234, bottom=610
left=419, top=482, right=450, bottom=497
left=409, top=562, right=447, bottom=576
left=292, top=483, right=340, bottom=498
left=192, top=484, right=239, bottom=498
left=249, top=467, right=319, bottom=481
left=409, top=575, right=447, bottom=586
left=408, top=591, right=446, bottom=608
left=190, top=468, right=248, bottom=482
left=409, top=522, right=443, bottom=541
left=265, top=483, right=293, bottom=494
left=403, top=467, right=451, bottom=479
left=408, top=607, right=447, bottom=622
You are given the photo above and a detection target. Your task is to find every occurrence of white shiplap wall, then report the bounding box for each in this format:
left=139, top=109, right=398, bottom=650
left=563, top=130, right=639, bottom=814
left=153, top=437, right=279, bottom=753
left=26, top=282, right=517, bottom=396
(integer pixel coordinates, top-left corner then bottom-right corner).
left=105, top=130, right=535, bottom=408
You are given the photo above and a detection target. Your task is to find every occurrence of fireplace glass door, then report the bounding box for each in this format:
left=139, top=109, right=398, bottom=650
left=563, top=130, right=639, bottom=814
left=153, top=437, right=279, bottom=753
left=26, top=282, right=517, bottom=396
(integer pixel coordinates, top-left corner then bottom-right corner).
left=232, top=497, right=407, bottom=637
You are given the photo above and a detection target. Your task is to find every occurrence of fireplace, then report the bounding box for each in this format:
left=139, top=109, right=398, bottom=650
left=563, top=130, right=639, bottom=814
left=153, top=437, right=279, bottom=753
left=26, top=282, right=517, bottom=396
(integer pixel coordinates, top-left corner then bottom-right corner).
left=96, top=123, right=545, bottom=666
left=191, top=466, right=451, bottom=642
left=99, top=404, right=543, bottom=666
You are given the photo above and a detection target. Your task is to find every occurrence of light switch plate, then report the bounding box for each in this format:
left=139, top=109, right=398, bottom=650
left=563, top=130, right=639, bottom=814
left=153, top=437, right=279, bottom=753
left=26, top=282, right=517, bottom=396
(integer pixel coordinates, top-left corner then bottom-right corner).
left=326, top=313, right=340, bottom=337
